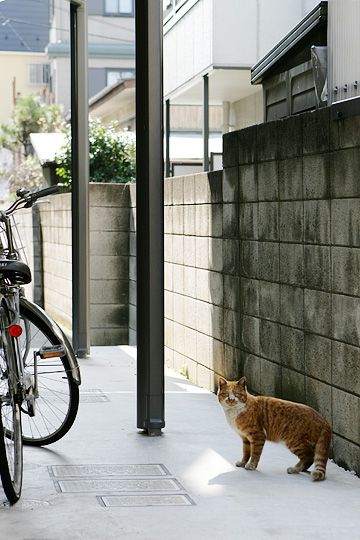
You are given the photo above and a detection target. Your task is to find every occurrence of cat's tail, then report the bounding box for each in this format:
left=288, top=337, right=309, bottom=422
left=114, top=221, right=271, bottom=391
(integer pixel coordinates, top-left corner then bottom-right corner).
left=312, top=424, right=331, bottom=481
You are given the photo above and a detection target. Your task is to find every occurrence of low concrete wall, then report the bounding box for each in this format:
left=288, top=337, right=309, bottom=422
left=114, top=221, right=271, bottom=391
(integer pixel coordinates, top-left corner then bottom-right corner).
left=18, top=183, right=130, bottom=345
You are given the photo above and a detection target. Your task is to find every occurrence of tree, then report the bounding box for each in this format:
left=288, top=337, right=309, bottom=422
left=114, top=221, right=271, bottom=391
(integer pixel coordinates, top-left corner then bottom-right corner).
left=55, top=118, right=136, bottom=185
left=0, top=95, right=62, bottom=157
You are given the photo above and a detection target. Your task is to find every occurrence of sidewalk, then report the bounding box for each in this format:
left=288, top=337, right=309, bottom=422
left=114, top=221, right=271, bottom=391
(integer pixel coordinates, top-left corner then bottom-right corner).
left=1, top=346, right=359, bottom=540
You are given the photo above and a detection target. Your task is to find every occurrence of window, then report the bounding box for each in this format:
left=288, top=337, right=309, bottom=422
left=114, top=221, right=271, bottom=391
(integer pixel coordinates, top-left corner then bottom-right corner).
left=28, top=63, right=50, bottom=85
left=106, top=69, right=135, bottom=86
left=105, top=0, right=133, bottom=16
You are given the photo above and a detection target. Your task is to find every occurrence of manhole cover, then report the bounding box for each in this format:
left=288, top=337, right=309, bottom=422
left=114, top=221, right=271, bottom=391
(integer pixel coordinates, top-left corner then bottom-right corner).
left=49, top=464, right=169, bottom=478
left=55, top=478, right=183, bottom=493
left=98, top=494, right=195, bottom=507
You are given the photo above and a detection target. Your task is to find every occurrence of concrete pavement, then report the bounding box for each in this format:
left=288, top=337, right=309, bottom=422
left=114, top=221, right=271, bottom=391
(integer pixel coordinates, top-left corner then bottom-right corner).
left=0, top=346, right=359, bottom=540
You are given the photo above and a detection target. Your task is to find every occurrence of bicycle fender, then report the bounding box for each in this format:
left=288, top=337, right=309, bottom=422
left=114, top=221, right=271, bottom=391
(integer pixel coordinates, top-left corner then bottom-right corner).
left=19, top=297, right=81, bottom=386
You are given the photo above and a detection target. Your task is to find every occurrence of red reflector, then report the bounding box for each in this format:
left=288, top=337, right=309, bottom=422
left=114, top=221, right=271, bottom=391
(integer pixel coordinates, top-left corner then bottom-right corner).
left=9, top=324, right=22, bottom=338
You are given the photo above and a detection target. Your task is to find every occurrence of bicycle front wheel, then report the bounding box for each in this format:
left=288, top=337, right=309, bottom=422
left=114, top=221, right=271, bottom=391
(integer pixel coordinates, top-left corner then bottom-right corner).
left=0, top=309, right=23, bottom=504
left=19, top=303, right=79, bottom=446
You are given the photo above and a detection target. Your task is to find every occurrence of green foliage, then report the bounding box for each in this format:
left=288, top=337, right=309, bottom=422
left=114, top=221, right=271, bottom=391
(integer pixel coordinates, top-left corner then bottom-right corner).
left=55, top=119, right=136, bottom=185
left=0, top=95, right=62, bottom=156
left=3, top=156, right=44, bottom=195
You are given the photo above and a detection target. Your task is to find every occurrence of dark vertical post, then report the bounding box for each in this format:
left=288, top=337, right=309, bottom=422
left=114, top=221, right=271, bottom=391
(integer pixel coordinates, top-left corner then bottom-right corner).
left=203, top=74, right=209, bottom=171
left=70, top=1, right=90, bottom=357
left=165, top=99, right=171, bottom=177
left=135, top=0, right=165, bottom=435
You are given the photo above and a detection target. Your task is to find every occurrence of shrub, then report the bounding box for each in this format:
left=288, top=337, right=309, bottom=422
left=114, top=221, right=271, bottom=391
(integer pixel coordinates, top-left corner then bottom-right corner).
left=55, top=118, right=136, bottom=185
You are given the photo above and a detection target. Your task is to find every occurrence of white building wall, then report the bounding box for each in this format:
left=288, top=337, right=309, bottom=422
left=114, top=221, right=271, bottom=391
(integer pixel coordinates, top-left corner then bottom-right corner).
left=328, top=0, right=360, bottom=103
left=164, top=0, right=213, bottom=97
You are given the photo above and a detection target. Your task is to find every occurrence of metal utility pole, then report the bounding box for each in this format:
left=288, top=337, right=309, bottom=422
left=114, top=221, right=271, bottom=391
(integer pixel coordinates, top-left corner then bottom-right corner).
left=135, top=0, right=165, bottom=435
left=203, top=74, right=209, bottom=171
left=70, top=0, right=90, bottom=357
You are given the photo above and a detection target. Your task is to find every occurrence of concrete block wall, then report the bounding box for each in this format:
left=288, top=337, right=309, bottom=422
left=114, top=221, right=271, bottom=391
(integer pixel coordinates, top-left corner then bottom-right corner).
left=18, top=183, right=130, bottom=346
left=221, top=106, right=360, bottom=474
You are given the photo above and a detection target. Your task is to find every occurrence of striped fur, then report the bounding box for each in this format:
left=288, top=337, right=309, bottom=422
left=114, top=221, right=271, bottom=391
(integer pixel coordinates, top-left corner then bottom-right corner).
left=218, top=377, right=331, bottom=481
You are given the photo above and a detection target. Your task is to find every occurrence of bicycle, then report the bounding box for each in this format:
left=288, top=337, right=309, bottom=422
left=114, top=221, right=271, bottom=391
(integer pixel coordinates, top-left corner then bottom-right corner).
left=0, top=185, right=81, bottom=504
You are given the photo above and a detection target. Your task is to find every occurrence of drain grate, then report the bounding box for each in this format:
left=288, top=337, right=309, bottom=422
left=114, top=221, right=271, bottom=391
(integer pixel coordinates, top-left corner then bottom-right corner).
left=49, top=464, right=169, bottom=478
left=98, top=494, right=195, bottom=507
left=55, top=478, right=182, bottom=493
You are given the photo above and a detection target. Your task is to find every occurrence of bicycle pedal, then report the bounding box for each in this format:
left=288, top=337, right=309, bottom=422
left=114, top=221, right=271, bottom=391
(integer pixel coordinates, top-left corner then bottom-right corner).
left=38, top=345, right=66, bottom=359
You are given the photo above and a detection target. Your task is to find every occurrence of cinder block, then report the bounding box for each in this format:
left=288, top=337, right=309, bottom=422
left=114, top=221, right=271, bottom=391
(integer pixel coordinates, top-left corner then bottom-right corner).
left=305, top=377, right=332, bottom=423
left=280, top=284, right=304, bottom=329
left=259, top=202, right=279, bottom=241
left=304, top=200, right=330, bottom=245
left=331, top=112, right=360, bottom=150
left=243, top=353, right=261, bottom=394
left=196, top=300, right=211, bottom=335
left=223, top=166, right=238, bottom=203
left=241, top=277, right=259, bottom=317
left=208, top=170, right=223, bottom=203
left=129, top=328, right=137, bottom=346
left=196, top=268, right=210, bottom=303
left=210, top=304, right=223, bottom=341
left=209, top=238, right=223, bottom=272
left=173, top=176, right=184, bottom=205
left=90, top=207, right=130, bottom=232
left=210, top=204, right=223, bottom=238
left=280, top=326, right=304, bottom=371
left=223, top=204, right=239, bottom=238
left=90, top=304, right=128, bottom=328
left=91, top=279, right=128, bottom=305
left=280, top=201, right=303, bottom=242
left=302, top=107, right=330, bottom=155
left=257, top=122, right=277, bottom=162
left=195, top=236, right=209, bottom=269
left=223, top=130, right=239, bottom=168
left=223, top=344, right=243, bottom=380
left=279, top=157, right=302, bottom=200
left=279, top=243, right=303, bottom=286
left=332, top=341, right=360, bottom=396
left=165, top=319, right=174, bottom=349
left=224, top=275, right=240, bottom=311
left=164, top=234, right=173, bottom=262
left=223, top=238, right=239, bottom=275
left=331, top=199, right=360, bottom=247
left=304, top=289, right=331, bottom=337
left=183, top=235, right=196, bottom=267
left=333, top=293, right=360, bottom=347
left=208, top=271, right=223, bottom=307
left=303, top=154, right=330, bottom=199
left=195, top=205, right=210, bottom=236
left=332, top=434, right=360, bottom=475
left=278, top=115, right=302, bottom=159
left=239, top=164, right=257, bottom=202
left=238, top=124, right=257, bottom=164
left=240, top=315, right=260, bottom=355
left=183, top=296, right=197, bottom=330
left=239, top=203, right=258, bottom=240
left=332, top=388, right=360, bottom=445
left=164, top=262, right=173, bottom=292
left=304, top=245, right=330, bottom=290
left=259, top=319, right=280, bottom=362
left=332, top=246, right=360, bottom=296
left=196, top=363, right=213, bottom=391
left=196, top=332, right=211, bottom=364
left=195, top=173, right=211, bottom=204
left=223, top=308, right=240, bottom=348
left=90, top=231, right=129, bottom=257
left=173, top=293, right=184, bottom=325
left=129, top=255, right=136, bottom=282
left=184, top=326, right=197, bottom=360
left=172, top=206, right=183, bottom=234
left=172, top=235, right=184, bottom=265
left=183, top=175, right=195, bottom=204
left=211, top=337, right=224, bottom=375
left=304, top=333, right=331, bottom=383
left=129, top=232, right=136, bottom=256
left=164, top=346, right=174, bottom=368
left=240, top=240, right=258, bottom=279
left=331, top=148, right=360, bottom=198
left=258, top=161, right=278, bottom=201
left=90, top=328, right=128, bottom=346
left=164, top=290, right=173, bottom=320
left=90, top=255, right=128, bottom=280
left=164, top=178, right=173, bottom=205
left=89, top=183, right=129, bottom=208
left=183, top=205, right=196, bottom=235
left=173, top=322, right=185, bottom=355
left=259, top=281, right=281, bottom=322
left=282, top=368, right=305, bottom=404
left=259, top=241, right=280, bottom=281
left=172, top=264, right=184, bottom=294
left=183, top=266, right=196, bottom=298
left=260, top=359, right=282, bottom=397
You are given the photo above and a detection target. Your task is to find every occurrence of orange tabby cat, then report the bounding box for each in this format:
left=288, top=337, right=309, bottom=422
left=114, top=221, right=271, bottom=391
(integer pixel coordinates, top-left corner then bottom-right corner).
left=218, top=376, right=331, bottom=481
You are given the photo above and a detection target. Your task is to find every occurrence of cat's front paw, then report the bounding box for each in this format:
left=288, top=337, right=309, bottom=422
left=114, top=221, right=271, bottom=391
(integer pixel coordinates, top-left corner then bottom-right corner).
left=235, top=460, right=247, bottom=468
left=287, top=466, right=299, bottom=474
left=245, top=462, right=257, bottom=471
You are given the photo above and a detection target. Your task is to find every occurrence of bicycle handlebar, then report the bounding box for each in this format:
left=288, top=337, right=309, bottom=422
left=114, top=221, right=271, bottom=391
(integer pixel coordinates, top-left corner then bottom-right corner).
left=4, top=184, right=62, bottom=217
left=24, top=185, right=60, bottom=207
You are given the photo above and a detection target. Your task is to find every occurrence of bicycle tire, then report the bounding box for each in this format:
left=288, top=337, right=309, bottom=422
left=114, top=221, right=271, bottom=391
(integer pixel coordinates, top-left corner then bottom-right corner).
left=0, top=307, right=23, bottom=504
left=19, top=302, right=80, bottom=446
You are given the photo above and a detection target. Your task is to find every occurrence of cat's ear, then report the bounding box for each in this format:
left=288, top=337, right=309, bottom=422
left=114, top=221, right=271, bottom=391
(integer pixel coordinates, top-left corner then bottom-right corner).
left=218, top=377, right=227, bottom=389
left=237, top=376, right=247, bottom=390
